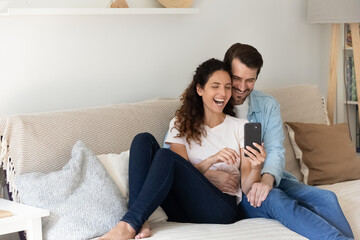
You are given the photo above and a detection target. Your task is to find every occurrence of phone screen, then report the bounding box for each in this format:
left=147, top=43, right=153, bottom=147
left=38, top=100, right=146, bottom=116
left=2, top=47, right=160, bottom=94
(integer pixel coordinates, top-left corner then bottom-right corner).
left=244, top=123, right=261, bottom=157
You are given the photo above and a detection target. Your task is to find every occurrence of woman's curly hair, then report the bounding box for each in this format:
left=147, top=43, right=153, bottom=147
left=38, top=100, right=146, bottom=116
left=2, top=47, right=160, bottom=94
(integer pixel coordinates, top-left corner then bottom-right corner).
left=174, top=58, right=235, bottom=145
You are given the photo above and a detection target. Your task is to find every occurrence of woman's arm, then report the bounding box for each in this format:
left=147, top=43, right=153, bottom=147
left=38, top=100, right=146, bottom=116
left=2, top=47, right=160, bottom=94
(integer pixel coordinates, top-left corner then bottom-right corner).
left=204, top=170, right=239, bottom=194
left=240, top=143, right=266, bottom=194
left=170, top=143, right=189, bottom=160
left=170, top=143, right=238, bottom=174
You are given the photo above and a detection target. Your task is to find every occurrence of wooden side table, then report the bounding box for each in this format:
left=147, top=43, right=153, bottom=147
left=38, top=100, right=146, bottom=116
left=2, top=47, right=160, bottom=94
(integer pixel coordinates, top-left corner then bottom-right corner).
left=0, top=198, right=49, bottom=240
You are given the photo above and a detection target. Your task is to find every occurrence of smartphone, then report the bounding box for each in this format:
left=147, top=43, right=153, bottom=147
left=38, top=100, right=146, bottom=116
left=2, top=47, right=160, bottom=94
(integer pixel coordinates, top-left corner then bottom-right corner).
left=244, top=123, right=262, bottom=157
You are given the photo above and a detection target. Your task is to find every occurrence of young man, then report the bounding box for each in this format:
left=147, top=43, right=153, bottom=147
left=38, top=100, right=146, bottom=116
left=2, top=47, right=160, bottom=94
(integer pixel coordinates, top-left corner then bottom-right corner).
left=160, top=43, right=353, bottom=239
left=204, top=42, right=353, bottom=238
left=205, top=43, right=285, bottom=207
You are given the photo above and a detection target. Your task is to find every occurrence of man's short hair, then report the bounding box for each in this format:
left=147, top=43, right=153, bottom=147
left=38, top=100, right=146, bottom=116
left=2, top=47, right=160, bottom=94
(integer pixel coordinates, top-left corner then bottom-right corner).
left=224, top=43, right=263, bottom=77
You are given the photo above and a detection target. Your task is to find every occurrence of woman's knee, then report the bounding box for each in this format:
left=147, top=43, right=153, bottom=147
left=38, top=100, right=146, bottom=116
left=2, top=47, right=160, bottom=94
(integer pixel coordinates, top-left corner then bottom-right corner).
left=153, top=149, right=191, bottom=171
left=133, top=132, right=156, bottom=144
left=154, top=148, right=174, bottom=162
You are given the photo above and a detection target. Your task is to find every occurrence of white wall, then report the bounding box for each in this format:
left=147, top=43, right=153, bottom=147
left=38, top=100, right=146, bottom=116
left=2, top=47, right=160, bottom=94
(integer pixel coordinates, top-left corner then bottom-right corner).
left=0, top=0, right=331, bottom=116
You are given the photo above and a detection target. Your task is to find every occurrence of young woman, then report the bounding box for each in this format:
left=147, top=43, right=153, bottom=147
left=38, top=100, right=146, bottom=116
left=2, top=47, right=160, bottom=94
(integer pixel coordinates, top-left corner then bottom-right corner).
left=100, top=58, right=265, bottom=240
left=100, top=58, right=353, bottom=240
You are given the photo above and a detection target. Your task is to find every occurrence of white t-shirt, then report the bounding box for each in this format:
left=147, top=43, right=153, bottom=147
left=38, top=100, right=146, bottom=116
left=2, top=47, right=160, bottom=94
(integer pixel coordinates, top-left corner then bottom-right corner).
left=165, top=115, right=248, bottom=203
left=233, top=97, right=250, bottom=119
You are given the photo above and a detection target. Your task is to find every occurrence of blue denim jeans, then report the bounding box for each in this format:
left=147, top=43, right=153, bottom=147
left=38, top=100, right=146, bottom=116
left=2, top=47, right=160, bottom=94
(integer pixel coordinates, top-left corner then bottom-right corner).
left=278, top=178, right=354, bottom=239
left=238, top=179, right=354, bottom=240
left=125, top=133, right=353, bottom=239
left=122, top=132, right=238, bottom=233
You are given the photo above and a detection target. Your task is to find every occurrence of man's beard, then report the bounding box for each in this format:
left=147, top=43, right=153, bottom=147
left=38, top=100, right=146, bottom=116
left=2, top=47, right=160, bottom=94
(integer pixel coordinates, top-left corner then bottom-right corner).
left=232, top=89, right=251, bottom=105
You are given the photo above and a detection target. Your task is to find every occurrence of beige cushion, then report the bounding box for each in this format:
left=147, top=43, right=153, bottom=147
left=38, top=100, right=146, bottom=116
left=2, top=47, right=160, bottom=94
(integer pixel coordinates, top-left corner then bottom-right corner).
left=91, top=218, right=306, bottom=240
left=285, top=122, right=360, bottom=185
left=319, top=179, right=360, bottom=239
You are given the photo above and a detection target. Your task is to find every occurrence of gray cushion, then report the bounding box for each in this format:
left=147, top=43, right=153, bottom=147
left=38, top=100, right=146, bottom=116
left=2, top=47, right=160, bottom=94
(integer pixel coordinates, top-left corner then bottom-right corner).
left=15, top=141, right=127, bottom=240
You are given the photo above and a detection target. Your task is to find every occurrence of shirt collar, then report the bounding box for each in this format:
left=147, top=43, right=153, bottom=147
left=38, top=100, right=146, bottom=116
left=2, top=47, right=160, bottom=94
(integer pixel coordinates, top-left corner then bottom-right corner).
left=248, top=90, right=261, bottom=114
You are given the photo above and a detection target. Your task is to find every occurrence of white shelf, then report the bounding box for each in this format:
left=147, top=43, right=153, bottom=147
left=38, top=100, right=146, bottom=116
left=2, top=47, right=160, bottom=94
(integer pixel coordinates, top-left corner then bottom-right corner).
left=345, top=101, right=358, bottom=105
left=0, top=7, right=199, bottom=15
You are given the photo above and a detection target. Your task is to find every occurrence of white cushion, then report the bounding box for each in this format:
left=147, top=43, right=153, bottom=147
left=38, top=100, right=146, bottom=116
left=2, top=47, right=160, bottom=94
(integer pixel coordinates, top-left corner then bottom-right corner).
left=97, top=151, right=168, bottom=224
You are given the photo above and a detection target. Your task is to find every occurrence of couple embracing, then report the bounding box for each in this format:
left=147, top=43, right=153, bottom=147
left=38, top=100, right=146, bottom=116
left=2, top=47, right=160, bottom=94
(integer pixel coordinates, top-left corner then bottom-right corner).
left=100, top=43, right=354, bottom=240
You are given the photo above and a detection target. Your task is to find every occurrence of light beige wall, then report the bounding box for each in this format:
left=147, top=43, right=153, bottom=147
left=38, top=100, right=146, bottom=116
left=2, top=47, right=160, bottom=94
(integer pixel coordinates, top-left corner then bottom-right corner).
left=0, top=0, right=330, bottom=115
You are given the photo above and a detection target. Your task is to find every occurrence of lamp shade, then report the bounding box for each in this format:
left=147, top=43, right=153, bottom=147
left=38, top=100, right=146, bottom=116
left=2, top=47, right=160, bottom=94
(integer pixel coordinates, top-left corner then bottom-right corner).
left=308, top=0, right=360, bottom=23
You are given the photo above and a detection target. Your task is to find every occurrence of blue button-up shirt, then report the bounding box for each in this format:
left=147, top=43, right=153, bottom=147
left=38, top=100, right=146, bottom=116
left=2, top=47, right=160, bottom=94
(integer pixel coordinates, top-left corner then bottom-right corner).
left=247, top=90, right=291, bottom=186
left=164, top=89, right=297, bottom=186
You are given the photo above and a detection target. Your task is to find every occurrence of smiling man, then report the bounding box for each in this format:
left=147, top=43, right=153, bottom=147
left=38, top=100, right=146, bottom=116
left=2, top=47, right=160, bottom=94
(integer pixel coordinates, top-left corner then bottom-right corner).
left=204, top=42, right=354, bottom=239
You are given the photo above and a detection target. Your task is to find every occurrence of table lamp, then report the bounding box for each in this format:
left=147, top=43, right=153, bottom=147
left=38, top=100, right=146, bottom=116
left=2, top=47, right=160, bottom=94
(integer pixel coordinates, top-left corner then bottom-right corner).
left=308, top=0, right=360, bottom=124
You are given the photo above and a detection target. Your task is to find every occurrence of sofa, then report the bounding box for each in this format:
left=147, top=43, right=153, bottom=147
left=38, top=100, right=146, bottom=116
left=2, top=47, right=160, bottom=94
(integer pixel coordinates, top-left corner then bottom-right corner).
left=1, top=84, right=359, bottom=240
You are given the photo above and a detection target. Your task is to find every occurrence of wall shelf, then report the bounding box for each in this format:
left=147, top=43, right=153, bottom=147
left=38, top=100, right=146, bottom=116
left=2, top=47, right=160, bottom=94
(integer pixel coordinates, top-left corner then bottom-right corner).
left=0, top=7, right=199, bottom=15
left=346, top=101, right=358, bottom=105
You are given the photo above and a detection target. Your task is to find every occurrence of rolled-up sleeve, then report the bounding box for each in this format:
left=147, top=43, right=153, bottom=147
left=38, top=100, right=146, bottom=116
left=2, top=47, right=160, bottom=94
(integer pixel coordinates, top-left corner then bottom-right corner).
left=261, top=101, right=285, bottom=187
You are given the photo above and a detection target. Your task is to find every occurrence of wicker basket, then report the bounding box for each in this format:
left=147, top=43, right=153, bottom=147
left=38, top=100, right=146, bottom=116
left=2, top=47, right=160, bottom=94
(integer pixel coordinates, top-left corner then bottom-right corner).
left=158, top=0, right=194, bottom=8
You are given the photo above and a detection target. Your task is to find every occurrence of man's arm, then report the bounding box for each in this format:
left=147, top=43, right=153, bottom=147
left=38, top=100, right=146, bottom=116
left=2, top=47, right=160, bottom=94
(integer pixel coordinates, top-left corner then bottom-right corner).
left=246, top=98, right=285, bottom=207
left=260, top=100, right=285, bottom=187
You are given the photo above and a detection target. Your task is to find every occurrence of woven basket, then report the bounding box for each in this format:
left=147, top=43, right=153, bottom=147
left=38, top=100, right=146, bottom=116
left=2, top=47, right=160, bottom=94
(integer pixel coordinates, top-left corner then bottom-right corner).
left=110, top=0, right=129, bottom=8
left=158, top=0, right=194, bottom=8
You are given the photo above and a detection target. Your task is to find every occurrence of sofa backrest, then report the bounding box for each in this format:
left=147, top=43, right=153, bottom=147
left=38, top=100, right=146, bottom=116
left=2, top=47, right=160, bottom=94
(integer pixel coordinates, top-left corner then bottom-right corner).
left=263, top=84, right=329, bottom=181
left=0, top=84, right=328, bottom=198
left=0, top=99, right=181, bottom=199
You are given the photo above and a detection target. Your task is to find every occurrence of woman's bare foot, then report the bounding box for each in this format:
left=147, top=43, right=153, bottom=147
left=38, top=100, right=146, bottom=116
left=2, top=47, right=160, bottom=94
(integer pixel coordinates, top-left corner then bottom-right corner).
left=99, top=221, right=136, bottom=240
left=135, top=220, right=151, bottom=239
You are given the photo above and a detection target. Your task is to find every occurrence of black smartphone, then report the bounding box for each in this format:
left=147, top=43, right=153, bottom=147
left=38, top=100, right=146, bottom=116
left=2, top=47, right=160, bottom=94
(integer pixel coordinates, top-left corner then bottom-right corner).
left=244, top=123, right=262, bottom=157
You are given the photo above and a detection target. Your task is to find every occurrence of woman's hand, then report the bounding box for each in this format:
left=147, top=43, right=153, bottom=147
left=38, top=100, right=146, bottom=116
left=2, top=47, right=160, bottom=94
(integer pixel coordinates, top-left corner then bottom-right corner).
left=195, top=148, right=239, bottom=174
left=243, top=142, right=266, bottom=169
left=207, top=148, right=240, bottom=166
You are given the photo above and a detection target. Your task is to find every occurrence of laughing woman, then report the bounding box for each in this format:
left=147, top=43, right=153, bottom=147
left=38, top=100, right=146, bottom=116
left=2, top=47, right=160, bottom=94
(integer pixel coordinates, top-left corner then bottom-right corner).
left=100, top=58, right=262, bottom=240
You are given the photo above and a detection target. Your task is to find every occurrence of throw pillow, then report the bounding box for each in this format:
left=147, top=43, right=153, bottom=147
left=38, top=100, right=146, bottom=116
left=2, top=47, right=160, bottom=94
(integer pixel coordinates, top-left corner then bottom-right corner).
left=97, top=151, right=168, bottom=224
left=285, top=122, right=360, bottom=185
left=15, top=141, right=127, bottom=240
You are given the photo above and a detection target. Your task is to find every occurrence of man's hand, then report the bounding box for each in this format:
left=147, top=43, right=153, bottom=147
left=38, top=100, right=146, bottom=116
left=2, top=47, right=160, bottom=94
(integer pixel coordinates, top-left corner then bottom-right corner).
left=204, top=170, right=239, bottom=194
left=247, top=173, right=274, bottom=207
